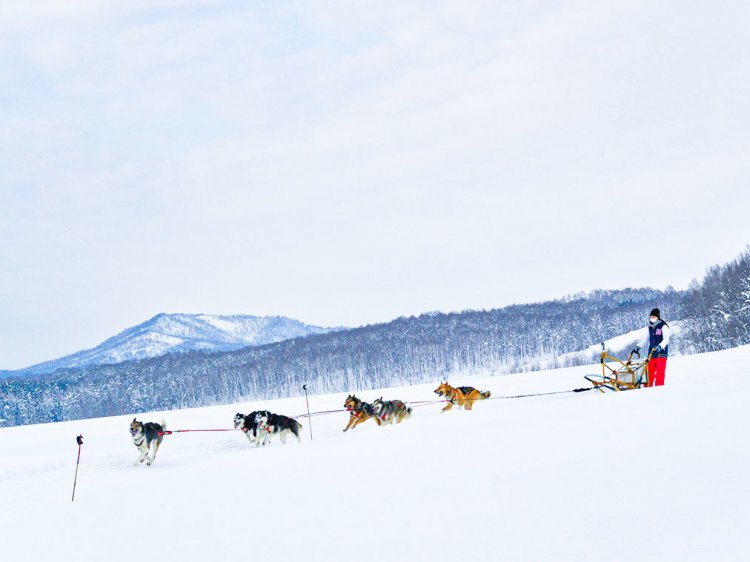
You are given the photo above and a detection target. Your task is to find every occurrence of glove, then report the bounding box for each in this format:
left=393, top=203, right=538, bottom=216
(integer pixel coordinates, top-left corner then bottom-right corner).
left=653, top=345, right=662, bottom=354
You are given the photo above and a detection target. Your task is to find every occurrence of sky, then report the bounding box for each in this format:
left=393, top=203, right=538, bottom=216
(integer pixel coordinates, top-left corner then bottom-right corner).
left=1, top=0, right=749, bottom=370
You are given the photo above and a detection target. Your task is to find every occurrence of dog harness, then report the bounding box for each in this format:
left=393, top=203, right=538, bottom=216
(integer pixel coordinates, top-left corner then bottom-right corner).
left=445, top=386, right=475, bottom=404
left=348, top=400, right=376, bottom=418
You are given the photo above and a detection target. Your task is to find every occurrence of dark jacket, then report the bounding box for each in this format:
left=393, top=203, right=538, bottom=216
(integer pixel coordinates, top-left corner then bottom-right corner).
left=648, top=320, right=670, bottom=358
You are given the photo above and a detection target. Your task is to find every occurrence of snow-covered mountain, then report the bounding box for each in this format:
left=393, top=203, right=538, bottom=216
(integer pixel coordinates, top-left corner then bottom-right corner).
left=14, top=313, right=338, bottom=375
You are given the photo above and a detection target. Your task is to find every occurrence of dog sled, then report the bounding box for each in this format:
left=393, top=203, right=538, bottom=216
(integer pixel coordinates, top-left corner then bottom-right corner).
left=585, top=345, right=650, bottom=392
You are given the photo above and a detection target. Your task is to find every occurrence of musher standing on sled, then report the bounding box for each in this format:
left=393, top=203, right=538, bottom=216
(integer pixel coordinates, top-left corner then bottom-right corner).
left=647, top=308, right=670, bottom=386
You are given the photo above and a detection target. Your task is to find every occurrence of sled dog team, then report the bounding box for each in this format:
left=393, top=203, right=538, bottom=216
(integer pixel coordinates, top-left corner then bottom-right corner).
left=131, top=381, right=490, bottom=465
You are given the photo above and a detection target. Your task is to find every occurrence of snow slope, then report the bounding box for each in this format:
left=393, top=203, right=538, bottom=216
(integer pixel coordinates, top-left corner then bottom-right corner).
left=12, top=313, right=336, bottom=375
left=1, top=345, right=748, bottom=561
left=532, top=322, right=683, bottom=370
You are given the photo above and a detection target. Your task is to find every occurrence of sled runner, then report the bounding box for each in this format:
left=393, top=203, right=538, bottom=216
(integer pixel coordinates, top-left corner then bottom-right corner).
left=585, top=345, right=650, bottom=392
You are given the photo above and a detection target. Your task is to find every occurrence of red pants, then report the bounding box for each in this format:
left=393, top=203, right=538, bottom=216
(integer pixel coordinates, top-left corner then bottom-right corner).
left=647, top=357, right=667, bottom=386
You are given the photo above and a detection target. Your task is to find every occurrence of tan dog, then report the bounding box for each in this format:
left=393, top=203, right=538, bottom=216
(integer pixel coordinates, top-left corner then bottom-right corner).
left=343, top=395, right=382, bottom=431
left=433, top=382, right=491, bottom=412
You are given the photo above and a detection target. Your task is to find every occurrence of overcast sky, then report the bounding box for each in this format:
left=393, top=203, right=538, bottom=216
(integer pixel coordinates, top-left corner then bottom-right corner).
left=1, top=1, right=749, bottom=369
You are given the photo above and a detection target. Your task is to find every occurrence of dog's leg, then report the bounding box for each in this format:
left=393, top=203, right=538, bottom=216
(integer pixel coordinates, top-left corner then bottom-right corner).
left=441, top=402, right=453, bottom=413
left=280, top=430, right=287, bottom=445
left=350, top=413, right=365, bottom=430
left=147, top=440, right=159, bottom=465
left=134, top=444, right=148, bottom=466
left=343, top=415, right=356, bottom=432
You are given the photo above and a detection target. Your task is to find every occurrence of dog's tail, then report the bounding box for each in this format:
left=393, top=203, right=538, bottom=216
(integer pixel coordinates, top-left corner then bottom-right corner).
left=292, top=419, right=303, bottom=437
left=480, top=391, right=491, bottom=399
left=161, top=419, right=167, bottom=431
left=405, top=407, right=412, bottom=419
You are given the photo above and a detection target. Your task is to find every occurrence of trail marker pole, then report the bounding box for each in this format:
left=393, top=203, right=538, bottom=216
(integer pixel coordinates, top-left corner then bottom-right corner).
left=303, top=384, right=313, bottom=441
left=71, top=435, right=83, bottom=502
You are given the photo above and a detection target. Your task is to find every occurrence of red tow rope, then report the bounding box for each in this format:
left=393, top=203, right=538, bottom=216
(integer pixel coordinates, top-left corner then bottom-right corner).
left=158, top=429, right=239, bottom=436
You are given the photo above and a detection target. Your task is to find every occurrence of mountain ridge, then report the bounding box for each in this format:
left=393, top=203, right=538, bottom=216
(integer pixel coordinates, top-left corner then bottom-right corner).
left=10, top=313, right=339, bottom=376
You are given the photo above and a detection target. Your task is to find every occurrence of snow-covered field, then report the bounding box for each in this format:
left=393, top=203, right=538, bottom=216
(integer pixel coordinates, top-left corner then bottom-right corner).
left=2, top=346, right=749, bottom=561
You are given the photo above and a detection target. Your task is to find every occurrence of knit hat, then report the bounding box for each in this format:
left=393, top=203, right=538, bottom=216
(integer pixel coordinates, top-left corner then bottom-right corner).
left=650, top=308, right=661, bottom=318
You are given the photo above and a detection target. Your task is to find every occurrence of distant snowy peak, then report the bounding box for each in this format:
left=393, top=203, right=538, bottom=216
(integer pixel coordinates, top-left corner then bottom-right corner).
left=18, top=314, right=338, bottom=375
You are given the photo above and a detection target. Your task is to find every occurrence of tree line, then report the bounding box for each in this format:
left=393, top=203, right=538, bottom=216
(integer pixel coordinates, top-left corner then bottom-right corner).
left=2, top=247, right=749, bottom=427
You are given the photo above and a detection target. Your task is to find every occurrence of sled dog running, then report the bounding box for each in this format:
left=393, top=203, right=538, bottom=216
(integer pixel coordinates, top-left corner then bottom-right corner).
left=371, top=397, right=412, bottom=425
left=253, top=410, right=303, bottom=446
left=433, top=382, right=491, bottom=412
left=342, top=394, right=381, bottom=432
left=130, top=418, right=166, bottom=466
left=233, top=411, right=261, bottom=444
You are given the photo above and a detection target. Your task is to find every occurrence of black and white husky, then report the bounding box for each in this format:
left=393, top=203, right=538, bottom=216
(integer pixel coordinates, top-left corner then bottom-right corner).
left=130, top=418, right=166, bottom=466
left=233, top=411, right=260, bottom=445
left=253, top=410, right=302, bottom=446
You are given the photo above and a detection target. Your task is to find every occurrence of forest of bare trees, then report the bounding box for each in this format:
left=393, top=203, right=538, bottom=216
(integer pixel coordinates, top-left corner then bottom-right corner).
left=3, top=247, right=749, bottom=427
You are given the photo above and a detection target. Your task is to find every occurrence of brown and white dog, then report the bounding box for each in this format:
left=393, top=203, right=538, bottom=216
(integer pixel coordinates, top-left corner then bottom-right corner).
left=433, top=382, right=491, bottom=412
left=342, top=394, right=381, bottom=432
left=129, top=418, right=166, bottom=466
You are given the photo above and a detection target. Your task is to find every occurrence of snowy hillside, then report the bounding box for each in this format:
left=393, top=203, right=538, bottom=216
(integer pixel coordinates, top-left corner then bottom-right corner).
left=2, top=345, right=748, bottom=561
left=533, top=322, right=683, bottom=370
left=2, top=291, right=684, bottom=427
left=13, top=313, right=337, bottom=375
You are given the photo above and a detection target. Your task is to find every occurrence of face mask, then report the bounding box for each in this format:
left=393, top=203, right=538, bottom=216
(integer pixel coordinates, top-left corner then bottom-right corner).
left=650, top=316, right=658, bottom=324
